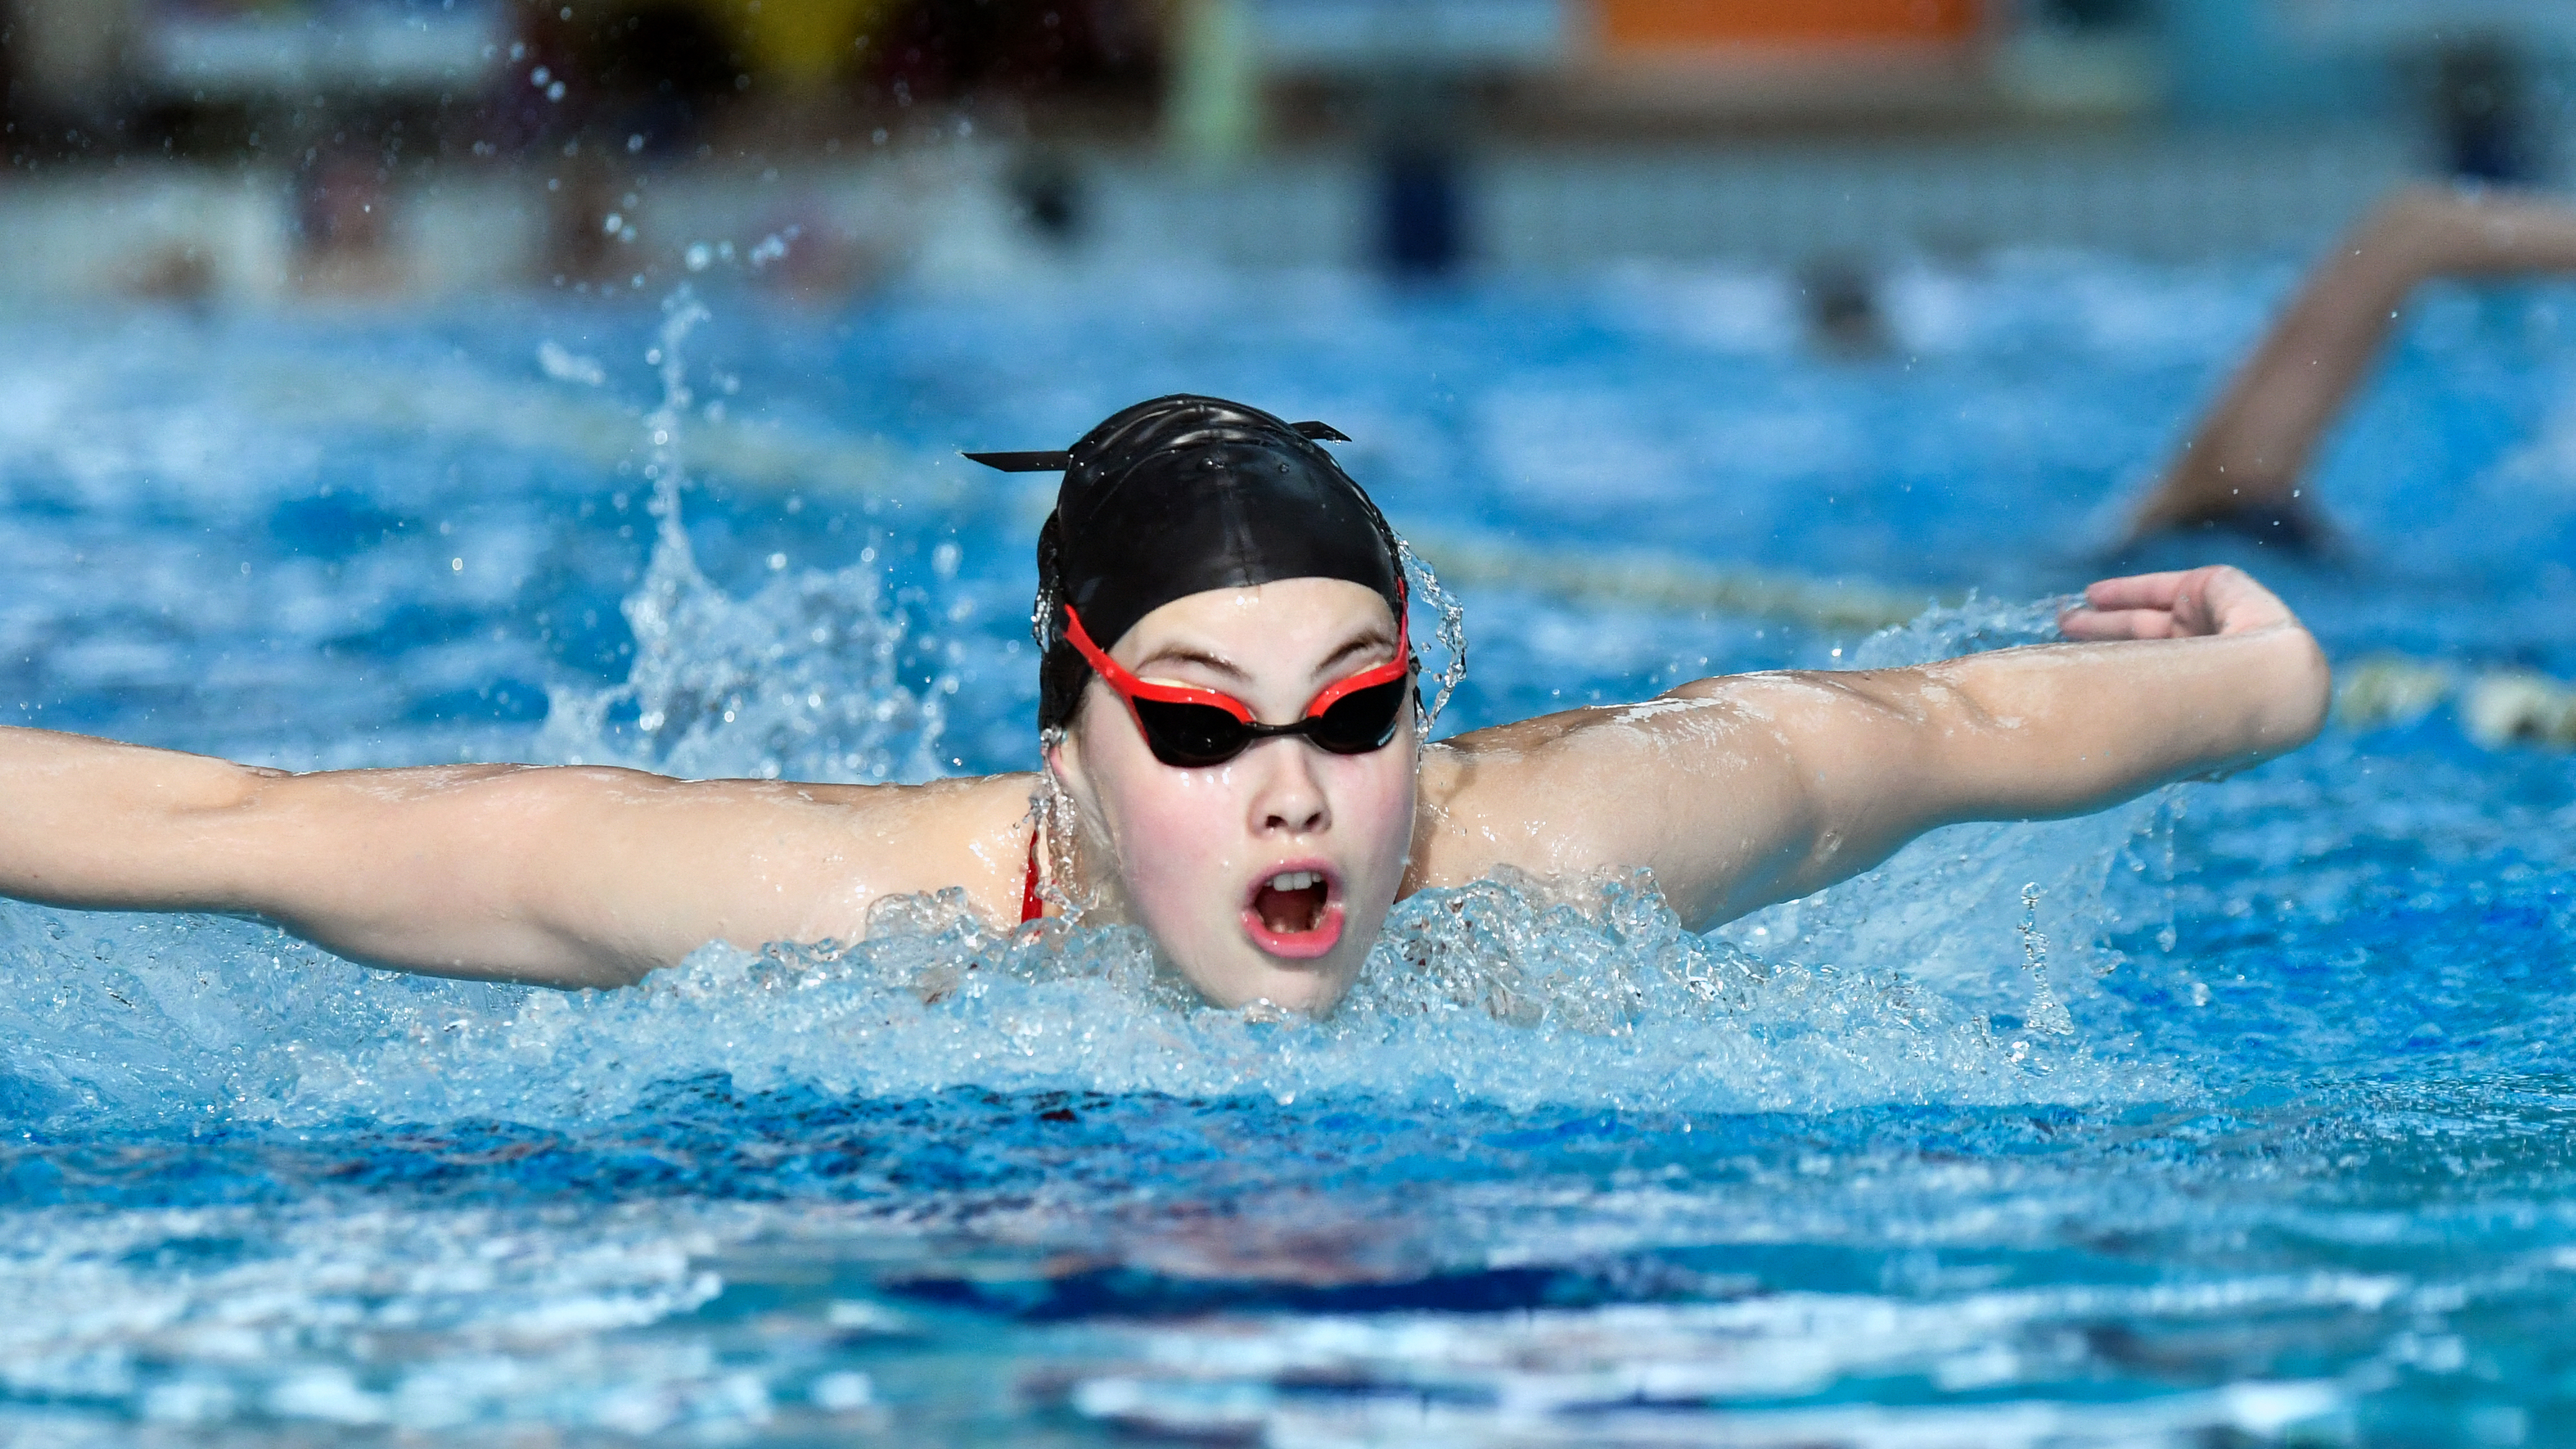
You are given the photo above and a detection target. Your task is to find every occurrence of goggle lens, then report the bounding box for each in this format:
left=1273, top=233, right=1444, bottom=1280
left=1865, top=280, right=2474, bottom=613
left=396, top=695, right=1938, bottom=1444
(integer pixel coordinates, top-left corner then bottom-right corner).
left=1305, top=675, right=1410, bottom=753
left=1129, top=697, right=1257, bottom=768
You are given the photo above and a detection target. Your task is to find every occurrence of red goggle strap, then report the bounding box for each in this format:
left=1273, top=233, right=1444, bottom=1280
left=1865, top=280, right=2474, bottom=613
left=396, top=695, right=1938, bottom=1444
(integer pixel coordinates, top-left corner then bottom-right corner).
left=1060, top=603, right=1413, bottom=723
left=1062, top=606, right=1253, bottom=723
left=1301, top=618, right=1413, bottom=716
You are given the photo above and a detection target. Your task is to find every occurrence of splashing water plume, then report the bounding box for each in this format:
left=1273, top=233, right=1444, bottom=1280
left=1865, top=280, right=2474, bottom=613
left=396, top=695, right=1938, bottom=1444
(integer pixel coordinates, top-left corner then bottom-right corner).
left=2018, top=881, right=2075, bottom=1039
left=536, top=288, right=946, bottom=783
left=1395, top=531, right=1469, bottom=736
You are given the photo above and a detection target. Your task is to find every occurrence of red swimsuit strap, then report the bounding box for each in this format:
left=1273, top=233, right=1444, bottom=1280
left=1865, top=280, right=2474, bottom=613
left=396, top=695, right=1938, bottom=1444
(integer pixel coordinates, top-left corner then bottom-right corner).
left=1019, top=823, right=1044, bottom=924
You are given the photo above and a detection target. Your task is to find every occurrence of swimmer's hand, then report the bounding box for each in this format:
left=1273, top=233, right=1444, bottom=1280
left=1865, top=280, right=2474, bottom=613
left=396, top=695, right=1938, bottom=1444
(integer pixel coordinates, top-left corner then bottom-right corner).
left=2056, top=565, right=2298, bottom=641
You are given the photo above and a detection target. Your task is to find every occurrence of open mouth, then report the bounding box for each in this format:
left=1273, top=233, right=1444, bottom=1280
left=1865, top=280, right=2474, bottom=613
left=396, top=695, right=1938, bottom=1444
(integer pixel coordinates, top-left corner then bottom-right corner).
left=1243, top=867, right=1344, bottom=959
left=1254, top=869, right=1329, bottom=933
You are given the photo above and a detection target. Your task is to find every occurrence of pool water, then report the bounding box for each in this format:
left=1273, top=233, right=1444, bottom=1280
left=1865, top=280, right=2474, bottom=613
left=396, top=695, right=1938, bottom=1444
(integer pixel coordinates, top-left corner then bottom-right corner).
left=4, top=254, right=2576, bottom=1446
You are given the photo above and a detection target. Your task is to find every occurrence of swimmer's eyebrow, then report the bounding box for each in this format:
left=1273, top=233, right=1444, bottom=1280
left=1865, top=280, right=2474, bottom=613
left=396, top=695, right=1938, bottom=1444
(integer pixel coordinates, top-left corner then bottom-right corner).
left=1310, top=626, right=1399, bottom=679
left=1131, top=645, right=1249, bottom=682
left=1131, top=626, right=1394, bottom=684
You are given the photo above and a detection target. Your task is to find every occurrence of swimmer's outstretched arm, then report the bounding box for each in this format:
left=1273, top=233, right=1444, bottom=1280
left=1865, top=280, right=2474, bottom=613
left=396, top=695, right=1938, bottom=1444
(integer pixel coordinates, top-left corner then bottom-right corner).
left=0, top=738, right=1039, bottom=988
left=1412, top=564, right=2327, bottom=931
left=2132, top=183, right=2576, bottom=540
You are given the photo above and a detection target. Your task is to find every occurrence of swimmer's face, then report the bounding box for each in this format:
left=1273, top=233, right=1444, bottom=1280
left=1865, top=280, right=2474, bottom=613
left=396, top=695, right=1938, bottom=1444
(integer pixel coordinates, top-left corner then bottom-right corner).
left=1048, top=578, right=1417, bottom=1013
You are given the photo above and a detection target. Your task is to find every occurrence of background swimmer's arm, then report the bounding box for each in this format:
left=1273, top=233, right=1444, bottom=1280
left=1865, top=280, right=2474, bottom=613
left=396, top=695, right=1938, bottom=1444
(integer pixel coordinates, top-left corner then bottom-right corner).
left=1415, top=565, right=2327, bottom=931
left=2132, top=184, right=2576, bottom=540
left=0, top=736, right=1033, bottom=988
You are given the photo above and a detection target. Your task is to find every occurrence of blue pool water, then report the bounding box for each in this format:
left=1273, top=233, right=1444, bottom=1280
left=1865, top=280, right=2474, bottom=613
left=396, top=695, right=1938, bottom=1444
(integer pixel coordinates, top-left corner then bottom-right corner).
left=4, top=254, right=2576, bottom=1446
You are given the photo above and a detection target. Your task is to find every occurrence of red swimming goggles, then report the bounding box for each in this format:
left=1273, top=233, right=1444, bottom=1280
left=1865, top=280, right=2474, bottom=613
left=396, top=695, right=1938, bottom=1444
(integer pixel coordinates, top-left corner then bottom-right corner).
left=1062, top=604, right=1417, bottom=768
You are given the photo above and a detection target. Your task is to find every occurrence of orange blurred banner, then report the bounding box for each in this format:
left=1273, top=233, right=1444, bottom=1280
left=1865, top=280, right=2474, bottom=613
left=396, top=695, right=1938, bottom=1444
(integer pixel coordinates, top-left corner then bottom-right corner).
left=1597, top=0, right=1983, bottom=52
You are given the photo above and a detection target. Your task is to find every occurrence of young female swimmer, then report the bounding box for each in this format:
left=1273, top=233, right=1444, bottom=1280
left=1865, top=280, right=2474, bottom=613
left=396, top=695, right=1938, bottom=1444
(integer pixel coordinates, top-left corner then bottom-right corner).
left=0, top=396, right=2329, bottom=1013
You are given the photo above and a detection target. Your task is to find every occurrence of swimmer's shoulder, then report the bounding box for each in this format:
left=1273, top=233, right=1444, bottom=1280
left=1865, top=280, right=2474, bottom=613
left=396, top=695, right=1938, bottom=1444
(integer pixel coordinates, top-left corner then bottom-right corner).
left=1406, top=709, right=1635, bottom=891
left=548, top=769, right=1039, bottom=943
left=778, top=770, right=1041, bottom=928
left=1406, top=684, right=1789, bottom=894
left=789, top=769, right=1039, bottom=821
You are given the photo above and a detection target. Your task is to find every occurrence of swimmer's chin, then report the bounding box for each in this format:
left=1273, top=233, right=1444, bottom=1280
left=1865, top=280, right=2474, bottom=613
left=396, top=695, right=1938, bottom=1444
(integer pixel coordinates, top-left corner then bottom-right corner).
left=1187, top=958, right=1359, bottom=1016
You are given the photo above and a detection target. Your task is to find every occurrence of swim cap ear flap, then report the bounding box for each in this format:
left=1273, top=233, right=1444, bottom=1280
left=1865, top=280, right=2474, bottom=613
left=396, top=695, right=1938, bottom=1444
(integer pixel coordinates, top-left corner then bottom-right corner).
left=964, top=450, right=1073, bottom=472
left=1033, top=510, right=1091, bottom=732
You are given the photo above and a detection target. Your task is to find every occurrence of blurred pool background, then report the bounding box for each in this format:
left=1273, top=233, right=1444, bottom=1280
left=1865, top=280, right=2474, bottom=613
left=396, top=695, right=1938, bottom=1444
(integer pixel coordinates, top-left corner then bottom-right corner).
left=8, top=1, right=2576, bottom=1446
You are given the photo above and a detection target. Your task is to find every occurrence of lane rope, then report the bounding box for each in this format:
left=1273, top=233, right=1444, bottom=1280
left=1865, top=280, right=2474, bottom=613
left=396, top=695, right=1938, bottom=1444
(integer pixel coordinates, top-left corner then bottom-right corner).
left=2336, top=656, right=2576, bottom=750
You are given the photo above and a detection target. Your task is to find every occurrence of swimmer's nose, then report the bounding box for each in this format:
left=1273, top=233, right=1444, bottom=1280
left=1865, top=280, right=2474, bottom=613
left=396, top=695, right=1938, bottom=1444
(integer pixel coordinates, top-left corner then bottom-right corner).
left=1246, top=738, right=1330, bottom=837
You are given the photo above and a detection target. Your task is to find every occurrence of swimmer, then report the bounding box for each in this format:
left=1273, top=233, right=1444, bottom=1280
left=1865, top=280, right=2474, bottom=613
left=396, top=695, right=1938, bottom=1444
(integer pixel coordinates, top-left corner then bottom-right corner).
left=0, top=395, right=2329, bottom=1013
left=2131, top=182, right=2576, bottom=545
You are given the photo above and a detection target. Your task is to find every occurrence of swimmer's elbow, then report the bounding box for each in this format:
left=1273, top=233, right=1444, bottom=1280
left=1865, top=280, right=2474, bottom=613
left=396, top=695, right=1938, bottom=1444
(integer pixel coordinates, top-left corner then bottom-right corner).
left=1764, top=692, right=1947, bottom=857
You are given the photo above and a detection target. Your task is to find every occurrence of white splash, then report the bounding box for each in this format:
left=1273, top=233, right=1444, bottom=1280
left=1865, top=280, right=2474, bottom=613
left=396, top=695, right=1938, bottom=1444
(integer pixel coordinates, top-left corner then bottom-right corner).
left=533, top=287, right=947, bottom=784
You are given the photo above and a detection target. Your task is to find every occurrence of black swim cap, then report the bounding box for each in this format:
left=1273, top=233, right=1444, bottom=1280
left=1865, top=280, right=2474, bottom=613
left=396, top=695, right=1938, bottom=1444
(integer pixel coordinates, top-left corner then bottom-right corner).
left=967, top=394, right=1405, bottom=731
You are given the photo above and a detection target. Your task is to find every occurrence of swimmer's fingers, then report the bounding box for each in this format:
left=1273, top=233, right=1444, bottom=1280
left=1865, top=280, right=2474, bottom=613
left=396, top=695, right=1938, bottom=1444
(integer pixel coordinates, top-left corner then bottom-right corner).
left=2065, top=566, right=2294, bottom=640
left=2079, top=570, right=2191, bottom=613
left=2061, top=570, right=2191, bottom=640
left=2057, top=605, right=2181, bottom=641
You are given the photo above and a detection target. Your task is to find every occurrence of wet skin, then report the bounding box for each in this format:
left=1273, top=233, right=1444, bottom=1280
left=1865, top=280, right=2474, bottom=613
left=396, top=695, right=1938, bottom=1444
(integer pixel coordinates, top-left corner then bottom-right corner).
left=0, top=566, right=2329, bottom=1011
